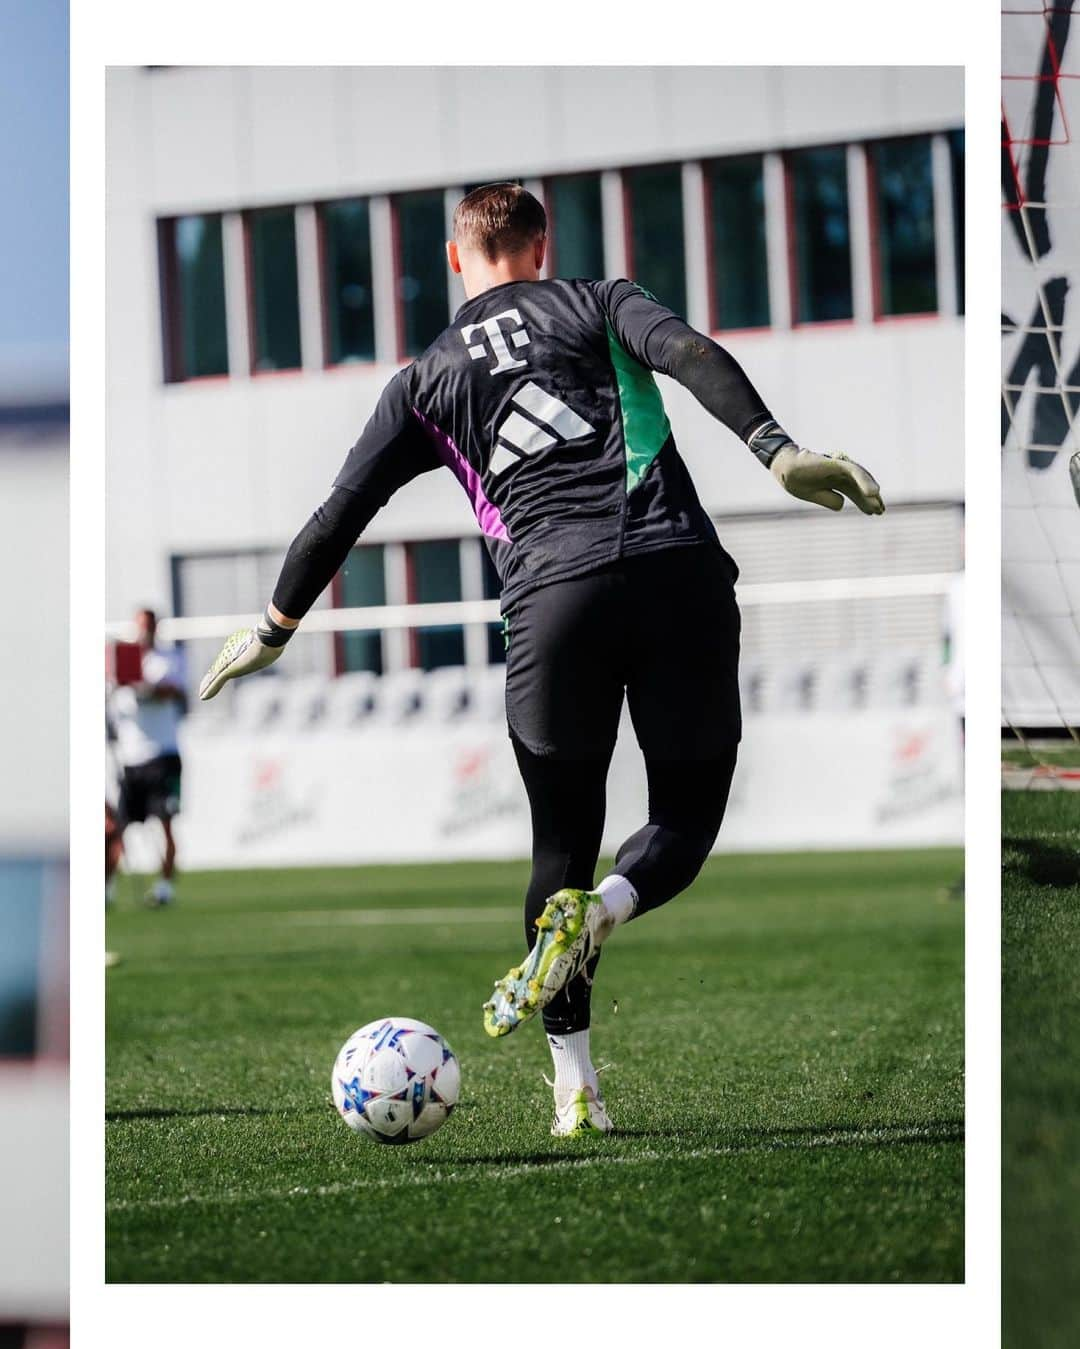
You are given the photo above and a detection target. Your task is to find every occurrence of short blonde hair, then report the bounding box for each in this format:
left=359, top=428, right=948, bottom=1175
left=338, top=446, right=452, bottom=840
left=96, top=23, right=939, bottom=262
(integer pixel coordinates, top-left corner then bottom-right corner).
left=452, top=183, right=547, bottom=262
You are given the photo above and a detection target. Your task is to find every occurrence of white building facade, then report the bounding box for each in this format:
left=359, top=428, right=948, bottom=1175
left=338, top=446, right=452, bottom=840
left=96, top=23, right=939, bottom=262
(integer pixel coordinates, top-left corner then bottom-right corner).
left=107, top=66, right=963, bottom=662
left=106, top=66, right=965, bottom=862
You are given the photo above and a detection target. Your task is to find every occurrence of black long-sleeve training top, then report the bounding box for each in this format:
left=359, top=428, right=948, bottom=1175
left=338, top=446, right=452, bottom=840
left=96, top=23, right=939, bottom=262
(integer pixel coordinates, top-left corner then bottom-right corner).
left=272, top=277, right=786, bottom=618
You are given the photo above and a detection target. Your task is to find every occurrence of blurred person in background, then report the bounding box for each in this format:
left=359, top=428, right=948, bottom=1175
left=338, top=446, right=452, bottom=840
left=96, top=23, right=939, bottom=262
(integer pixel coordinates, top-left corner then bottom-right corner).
left=197, top=183, right=884, bottom=1137
left=107, top=609, right=188, bottom=907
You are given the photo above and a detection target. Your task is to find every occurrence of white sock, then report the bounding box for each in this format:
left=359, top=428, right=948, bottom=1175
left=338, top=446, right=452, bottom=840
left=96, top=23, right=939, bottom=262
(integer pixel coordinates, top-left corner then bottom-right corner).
left=547, top=1028, right=598, bottom=1098
left=595, top=873, right=638, bottom=927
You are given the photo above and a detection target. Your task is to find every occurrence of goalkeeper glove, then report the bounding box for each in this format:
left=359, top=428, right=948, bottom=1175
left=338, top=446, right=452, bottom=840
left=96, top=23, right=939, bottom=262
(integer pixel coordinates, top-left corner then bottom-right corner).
left=1071, top=451, right=1080, bottom=509
left=747, top=420, right=885, bottom=515
left=198, top=608, right=295, bottom=701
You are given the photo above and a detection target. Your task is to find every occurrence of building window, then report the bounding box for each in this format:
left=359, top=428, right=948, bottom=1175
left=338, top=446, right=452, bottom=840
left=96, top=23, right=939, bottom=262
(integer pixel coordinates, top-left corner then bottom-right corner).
left=321, top=199, right=376, bottom=365
left=159, top=214, right=228, bottom=382
left=706, top=156, right=769, bottom=331
left=247, top=207, right=302, bottom=372
left=481, top=547, right=506, bottom=665
left=408, top=539, right=464, bottom=670
left=0, top=861, right=42, bottom=1056
left=337, top=544, right=385, bottom=674
left=870, top=137, right=937, bottom=317
left=547, top=173, right=605, bottom=280
left=948, top=129, right=965, bottom=315
left=625, top=164, right=687, bottom=317
left=396, top=190, right=449, bottom=358
left=789, top=146, right=853, bottom=323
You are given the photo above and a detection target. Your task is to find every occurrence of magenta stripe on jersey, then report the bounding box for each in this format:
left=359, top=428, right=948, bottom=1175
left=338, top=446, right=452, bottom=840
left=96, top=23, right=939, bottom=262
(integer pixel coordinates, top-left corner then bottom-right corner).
left=411, top=407, right=511, bottom=543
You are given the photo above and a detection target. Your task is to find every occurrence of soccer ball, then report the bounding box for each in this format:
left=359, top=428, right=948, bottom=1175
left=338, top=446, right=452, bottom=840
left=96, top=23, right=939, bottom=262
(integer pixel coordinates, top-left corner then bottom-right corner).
left=331, top=1017, right=460, bottom=1144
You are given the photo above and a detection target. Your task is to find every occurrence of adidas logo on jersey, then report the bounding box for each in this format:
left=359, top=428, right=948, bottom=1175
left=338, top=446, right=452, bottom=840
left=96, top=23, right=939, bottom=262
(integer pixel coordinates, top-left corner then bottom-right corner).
left=488, top=381, right=596, bottom=478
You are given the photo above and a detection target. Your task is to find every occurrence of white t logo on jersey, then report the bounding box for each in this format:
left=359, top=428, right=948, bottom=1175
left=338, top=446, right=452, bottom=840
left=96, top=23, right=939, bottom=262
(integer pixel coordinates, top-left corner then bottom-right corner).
left=460, top=308, right=531, bottom=374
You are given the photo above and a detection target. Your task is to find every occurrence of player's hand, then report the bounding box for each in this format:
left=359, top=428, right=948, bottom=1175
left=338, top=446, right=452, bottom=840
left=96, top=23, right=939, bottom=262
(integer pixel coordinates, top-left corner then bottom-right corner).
left=198, top=627, right=283, bottom=700
left=770, top=446, right=885, bottom=515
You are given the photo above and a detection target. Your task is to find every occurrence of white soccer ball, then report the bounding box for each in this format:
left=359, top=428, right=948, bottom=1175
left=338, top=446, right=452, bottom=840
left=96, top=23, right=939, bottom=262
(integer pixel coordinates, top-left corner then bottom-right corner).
left=331, top=1017, right=460, bottom=1144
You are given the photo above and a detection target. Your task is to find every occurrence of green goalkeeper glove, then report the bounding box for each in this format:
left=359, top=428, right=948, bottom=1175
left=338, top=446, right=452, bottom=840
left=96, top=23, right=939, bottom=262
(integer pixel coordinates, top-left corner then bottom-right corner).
left=747, top=420, right=885, bottom=515
left=771, top=445, right=885, bottom=514
left=198, top=608, right=295, bottom=701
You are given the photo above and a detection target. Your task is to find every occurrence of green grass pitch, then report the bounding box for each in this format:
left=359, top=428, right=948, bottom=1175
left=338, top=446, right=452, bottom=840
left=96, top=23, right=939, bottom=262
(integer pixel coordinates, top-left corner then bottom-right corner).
left=106, top=849, right=963, bottom=1283
left=1003, top=791, right=1080, bottom=1347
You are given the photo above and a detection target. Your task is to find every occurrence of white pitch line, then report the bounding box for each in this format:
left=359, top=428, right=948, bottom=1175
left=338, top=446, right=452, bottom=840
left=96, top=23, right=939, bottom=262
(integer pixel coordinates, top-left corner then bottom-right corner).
left=276, top=906, right=520, bottom=927
left=105, top=1125, right=959, bottom=1215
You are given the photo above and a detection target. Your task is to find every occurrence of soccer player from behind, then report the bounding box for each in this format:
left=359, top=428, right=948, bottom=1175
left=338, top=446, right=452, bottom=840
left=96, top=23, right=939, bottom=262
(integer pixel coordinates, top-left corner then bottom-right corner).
left=107, top=608, right=188, bottom=906
left=199, top=184, right=884, bottom=1137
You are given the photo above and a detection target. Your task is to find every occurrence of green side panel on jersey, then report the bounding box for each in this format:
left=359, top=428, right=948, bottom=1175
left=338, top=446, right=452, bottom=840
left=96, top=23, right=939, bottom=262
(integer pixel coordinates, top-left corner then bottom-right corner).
left=605, top=321, right=671, bottom=493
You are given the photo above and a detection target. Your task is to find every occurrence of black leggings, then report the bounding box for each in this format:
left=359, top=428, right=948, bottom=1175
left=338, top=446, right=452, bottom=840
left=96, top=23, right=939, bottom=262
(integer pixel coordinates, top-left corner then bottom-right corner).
left=513, top=734, right=738, bottom=1035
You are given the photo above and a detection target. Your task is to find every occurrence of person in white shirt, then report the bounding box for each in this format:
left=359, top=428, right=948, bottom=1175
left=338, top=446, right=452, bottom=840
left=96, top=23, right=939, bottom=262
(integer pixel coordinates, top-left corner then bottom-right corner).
left=107, top=609, right=188, bottom=906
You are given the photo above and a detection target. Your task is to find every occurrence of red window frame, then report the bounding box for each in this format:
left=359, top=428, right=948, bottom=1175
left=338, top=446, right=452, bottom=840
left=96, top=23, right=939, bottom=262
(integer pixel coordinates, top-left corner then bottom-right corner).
left=541, top=170, right=602, bottom=280
left=783, top=143, right=858, bottom=331
left=316, top=198, right=380, bottom=371
left=243, top=206, right=304, bottom=378
left=702, top=154, right=773, bottom=338
left=157, top=214, right=230, bottom=385
left=865, top=133, right=941, bottom=325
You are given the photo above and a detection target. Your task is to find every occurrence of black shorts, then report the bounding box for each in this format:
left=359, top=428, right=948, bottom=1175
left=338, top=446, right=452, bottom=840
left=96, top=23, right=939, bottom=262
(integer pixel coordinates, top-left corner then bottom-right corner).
left=119, top=753, right=182, bottom=825
left=503, top=543, right=741, bottom=760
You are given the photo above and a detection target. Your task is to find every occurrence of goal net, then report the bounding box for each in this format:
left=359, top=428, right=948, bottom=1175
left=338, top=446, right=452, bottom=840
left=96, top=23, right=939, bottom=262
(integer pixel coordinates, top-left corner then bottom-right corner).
left=1002, top=2, right=1080, bottom=784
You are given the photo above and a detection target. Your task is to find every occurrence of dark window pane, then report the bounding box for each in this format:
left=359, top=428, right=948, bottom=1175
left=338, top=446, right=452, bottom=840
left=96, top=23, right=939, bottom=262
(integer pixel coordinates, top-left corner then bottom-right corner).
left=626, top=165, right=686, bottom=316
left=0, top=861, right=42, bottom=1057
left=322, top=199, right=375, bottom=364
left=397, top=191, right=449, bottom=357
left=162, top=214, right=228, bottom=381
left=548, top=174, right=604, bottom=279
left=872, top=137, right=937, bottom=316
left=949, top=129, right=965, bottom=315
left=707, top=156, right=769, bottom=330
left=249, top=207, right=301, bottom=372
left=481, top=546, right=506, bottom=665
left=339, top=545, right=385, bottom=674
left=790, top=147, right=853, bottom=323
left=410, top=539, right=463, bottom=670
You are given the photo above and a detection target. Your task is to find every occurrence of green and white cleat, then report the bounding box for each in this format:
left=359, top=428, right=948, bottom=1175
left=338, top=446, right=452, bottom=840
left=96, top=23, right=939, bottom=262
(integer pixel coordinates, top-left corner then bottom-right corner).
left=482, top=888, right=611, bottom=1038
left=551, top=1084, right=613, bottom=1138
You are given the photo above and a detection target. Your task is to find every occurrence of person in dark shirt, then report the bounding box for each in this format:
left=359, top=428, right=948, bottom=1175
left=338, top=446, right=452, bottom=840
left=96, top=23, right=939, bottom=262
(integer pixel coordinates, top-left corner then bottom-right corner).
left=200, top=183, right=883, bottom=1137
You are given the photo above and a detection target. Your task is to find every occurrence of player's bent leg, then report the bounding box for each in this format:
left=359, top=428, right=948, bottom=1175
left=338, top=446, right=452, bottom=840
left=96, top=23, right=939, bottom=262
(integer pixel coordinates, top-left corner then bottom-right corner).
left=484, top=886, right=610, bottom=1036
left=611, top=749, right=738, bottom=918
left=483, top=737, right=609, bottom=1038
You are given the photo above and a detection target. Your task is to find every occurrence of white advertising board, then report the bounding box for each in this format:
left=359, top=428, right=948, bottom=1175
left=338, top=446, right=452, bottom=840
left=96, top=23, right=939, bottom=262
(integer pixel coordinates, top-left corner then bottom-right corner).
left=120, top=711, right=962, bottom=872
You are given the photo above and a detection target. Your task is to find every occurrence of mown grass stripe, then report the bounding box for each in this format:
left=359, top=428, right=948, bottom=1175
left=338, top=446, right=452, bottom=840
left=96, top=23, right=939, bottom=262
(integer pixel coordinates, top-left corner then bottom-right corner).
left=107, top=1122, right=962, bottom=1215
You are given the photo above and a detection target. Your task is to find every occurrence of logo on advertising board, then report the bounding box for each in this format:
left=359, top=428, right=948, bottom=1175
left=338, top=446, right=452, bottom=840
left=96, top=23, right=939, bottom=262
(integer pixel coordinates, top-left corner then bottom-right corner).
left=236, top=757, right=319, bottom=846
left=438, top=744, right=525, bottom=837
left=876, top=722, right=961, bottom=823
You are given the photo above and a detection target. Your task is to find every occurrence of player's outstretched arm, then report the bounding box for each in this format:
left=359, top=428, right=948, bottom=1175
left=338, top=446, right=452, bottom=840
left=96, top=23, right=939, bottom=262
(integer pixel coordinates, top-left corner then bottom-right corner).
left=653, top=322, right=884, bottom=515
left=198, top=371, right=440, bottom=701
left=598, top=281, right=884, bottom=516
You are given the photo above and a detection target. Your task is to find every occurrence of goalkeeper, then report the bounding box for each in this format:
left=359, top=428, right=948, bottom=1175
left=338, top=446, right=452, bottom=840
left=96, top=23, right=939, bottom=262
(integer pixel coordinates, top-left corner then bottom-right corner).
left=199, top=183, right=884, bottom=1137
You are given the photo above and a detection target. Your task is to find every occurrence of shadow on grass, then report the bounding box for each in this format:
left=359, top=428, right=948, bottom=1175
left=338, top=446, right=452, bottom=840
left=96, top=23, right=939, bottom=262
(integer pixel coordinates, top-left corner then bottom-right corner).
left=1005, top=836, right=1080, bottom=890
left=452, top=1117, right=964, bottom=1166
